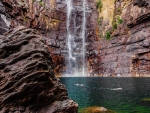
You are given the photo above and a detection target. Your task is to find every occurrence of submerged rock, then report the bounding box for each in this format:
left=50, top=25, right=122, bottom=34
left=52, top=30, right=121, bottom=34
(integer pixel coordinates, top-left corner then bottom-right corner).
left=79, top=106, right=116, bottom=113
left=139, top=98, right=150, bottom=106
left=0, top=26, right=78, bottom=113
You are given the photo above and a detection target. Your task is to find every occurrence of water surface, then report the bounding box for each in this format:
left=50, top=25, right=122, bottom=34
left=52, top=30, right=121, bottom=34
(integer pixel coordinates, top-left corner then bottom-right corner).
left=60, top=77, right=150, bottom=113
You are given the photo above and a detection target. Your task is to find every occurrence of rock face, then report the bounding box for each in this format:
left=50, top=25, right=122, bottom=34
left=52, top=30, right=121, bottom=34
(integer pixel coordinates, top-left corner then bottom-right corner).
left=0, top=0, right=99, bottom=76
left=97, top=0, right=150, bottom=76
left=45, top=0, right=99, bottom=76
left=1, top=0, right=150, bottom=76
left=0, top=1, right=10, bottom=35
left=0, top=26, right=78, bottom=113
left=0, top=0, right=65, bottom=75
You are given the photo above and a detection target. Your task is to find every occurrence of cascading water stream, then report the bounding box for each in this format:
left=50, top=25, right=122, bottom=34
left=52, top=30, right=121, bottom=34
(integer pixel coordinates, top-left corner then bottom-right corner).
left=66, top=0, right=75, bottom=63
left=65, top=0, right=87, bottom=76
left=82, top=0, right=86, bottom=76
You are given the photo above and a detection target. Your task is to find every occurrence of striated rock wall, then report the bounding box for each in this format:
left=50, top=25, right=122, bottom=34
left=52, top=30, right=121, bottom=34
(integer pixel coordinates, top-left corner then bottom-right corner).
left=46, top=0, right=99, bottom=76
left=0, top=0, right=99, bottom=76
left=2, top=0, right=150, bottom=77
left=0, top=26, right=78, bottom=113
left=1, top=0, right=60, bottom=31
left=0, top=0, right=64, bottom=75
left=97, top=0, right=150, bottom=76
left=0, top=1, right=10, bottom=35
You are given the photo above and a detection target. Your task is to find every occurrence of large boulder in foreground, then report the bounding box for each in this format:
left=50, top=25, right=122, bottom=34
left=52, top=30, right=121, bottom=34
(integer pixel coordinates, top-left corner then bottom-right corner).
left=0, top=26, right=78, bottom=113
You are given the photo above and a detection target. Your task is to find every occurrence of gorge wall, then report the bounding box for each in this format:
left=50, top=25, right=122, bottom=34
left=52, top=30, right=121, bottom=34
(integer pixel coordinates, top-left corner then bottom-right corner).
left=0, top=0, right=99, bottom=76
left=0, top=0, right=150, bottom=77
left=97, top=0, right=150, bottom=76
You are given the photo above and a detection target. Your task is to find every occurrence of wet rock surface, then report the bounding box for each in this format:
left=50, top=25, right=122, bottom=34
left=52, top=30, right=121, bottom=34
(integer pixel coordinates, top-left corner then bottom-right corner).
left=0, top=26, right=78, bottom=113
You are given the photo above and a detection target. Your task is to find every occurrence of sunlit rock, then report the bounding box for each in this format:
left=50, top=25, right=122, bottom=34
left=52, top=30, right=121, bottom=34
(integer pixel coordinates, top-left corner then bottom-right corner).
left=79, top=106, right=116, bottom=113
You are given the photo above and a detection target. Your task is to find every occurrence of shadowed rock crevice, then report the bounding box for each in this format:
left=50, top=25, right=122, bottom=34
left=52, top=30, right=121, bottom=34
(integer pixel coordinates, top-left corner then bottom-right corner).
left=0, top=26, right=78, bottom=113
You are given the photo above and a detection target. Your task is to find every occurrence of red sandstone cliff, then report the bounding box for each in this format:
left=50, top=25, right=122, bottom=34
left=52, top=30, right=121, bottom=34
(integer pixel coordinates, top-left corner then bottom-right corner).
left=97, top=0, right=150, bottom=76
left=0, top=0, right=99, bottom=76
left=0, top=0, right=150, bottom=77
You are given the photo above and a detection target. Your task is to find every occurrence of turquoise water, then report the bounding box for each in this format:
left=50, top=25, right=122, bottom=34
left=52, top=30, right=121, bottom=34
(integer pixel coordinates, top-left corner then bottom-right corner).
left=60, top=77, right=150, bottom=113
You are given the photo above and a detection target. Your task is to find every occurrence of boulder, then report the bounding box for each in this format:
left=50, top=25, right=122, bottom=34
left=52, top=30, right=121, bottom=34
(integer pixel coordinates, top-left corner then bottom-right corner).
left=139, top=98, right=150, bottom=106
left=79, top=106, right=116, bottom=113
left=0, top=26, right=78, bottom=113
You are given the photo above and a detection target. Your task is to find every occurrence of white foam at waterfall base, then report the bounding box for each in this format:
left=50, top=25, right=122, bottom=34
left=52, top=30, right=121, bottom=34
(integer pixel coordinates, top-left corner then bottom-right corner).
left=63, top=72, right=88, bottom=77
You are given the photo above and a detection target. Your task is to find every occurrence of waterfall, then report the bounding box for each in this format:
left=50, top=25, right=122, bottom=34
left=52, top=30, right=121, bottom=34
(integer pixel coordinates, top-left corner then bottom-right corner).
left=66, top=0, right=75, bottom=63
left=82, top=0, right=86, bottom=76
left=65, top=0, right=87, bottom=77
